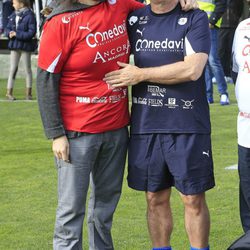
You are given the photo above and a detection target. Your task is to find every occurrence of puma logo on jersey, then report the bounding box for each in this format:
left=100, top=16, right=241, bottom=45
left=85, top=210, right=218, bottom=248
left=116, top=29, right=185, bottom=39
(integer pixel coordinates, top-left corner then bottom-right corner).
left=202, top=151, right=210, bottom=157
left=136, top=28, right=145, bottom=37
left=79, top=23, right=91, bottom=31
left=244, top=35, right=250, bottom=42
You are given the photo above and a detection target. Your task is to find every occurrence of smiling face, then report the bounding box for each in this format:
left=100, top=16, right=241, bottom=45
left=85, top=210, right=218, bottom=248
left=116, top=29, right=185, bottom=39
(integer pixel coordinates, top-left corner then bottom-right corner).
left=12, top=0, right=25, bottom=10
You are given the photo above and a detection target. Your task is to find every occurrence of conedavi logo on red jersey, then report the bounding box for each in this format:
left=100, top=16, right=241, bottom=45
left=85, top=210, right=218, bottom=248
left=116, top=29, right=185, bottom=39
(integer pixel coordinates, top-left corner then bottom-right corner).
left=84, top=20, right=130, bottom=63
left=86, top=21, right=126, bottom=48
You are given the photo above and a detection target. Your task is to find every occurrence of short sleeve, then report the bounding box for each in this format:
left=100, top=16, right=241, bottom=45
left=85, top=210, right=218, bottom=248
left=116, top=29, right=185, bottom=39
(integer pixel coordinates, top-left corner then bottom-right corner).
left=184, top=10, right=211, bottom=56
left=38, top=16, right=71, bottom=73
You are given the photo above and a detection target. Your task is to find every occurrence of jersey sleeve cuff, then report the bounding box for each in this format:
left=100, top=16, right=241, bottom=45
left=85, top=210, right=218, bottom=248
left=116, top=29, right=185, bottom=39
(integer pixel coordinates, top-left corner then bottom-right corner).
left=45, top=125, right=66, bottom=139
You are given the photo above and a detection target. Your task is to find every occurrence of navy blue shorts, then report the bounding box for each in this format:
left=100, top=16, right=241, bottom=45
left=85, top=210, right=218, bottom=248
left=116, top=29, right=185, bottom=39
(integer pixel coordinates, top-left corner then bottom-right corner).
left=127, top=133, right=215, bottom=195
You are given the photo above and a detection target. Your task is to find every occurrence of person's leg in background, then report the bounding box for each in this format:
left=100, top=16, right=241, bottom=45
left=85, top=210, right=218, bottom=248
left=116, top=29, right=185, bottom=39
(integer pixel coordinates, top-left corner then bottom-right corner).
left=207, top=28, right=229, bottom=105
left=238, top=145, right=250, bottom=232
left=88, top=127, right=128, bottom=250
left=22, top=51, right=33, bottom=100
left=218, top=27, right=235, bottom=84
left=205, top=63, right=214, bottom=104
left=6, top=50, right=21, bottom=100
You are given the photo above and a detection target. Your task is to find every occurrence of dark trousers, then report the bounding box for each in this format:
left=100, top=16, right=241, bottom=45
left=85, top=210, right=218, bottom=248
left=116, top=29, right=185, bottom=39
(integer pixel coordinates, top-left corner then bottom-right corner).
left=218, top=27, right=236, bottom=77
left=238, top=144, right=250, bottom=232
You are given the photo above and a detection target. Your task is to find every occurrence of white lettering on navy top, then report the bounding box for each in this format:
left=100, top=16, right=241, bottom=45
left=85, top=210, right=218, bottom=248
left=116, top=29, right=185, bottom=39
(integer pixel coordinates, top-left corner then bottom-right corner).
left=128, top=4, right=211, bottom=134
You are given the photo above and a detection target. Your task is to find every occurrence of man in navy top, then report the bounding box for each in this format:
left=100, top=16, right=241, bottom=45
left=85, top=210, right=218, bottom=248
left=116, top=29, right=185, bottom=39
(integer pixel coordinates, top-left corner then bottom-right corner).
left=104, top=0, right=214, bottom=249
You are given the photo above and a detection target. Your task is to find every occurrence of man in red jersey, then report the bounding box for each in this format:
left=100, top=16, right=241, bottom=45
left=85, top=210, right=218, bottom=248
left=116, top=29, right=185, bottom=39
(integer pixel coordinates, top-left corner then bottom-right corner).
left=37, top=0, right=198, bottom=249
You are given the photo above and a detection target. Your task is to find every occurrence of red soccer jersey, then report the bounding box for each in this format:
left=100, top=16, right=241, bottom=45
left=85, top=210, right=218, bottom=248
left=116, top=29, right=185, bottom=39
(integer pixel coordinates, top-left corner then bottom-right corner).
left=38, top=0, right=143, bottom=133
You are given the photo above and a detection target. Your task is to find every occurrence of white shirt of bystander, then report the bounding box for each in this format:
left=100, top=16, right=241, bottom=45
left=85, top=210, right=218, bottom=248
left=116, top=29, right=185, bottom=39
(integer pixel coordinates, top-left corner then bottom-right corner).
left=232, top=17, right=250, bottom=148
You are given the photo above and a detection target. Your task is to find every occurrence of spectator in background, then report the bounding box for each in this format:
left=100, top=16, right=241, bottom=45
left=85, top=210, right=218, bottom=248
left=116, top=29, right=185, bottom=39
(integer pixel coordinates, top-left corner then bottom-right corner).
left=2, top=0, right=14, bottom=33
left=198, top=0, right=229, bottom=105
left=232, top=16, right=250, bottom=233
left=243, top=0, right=250, bottom=19
left=247, top=0, right=250, bottom=18
left=5, top=0, right=37, bottom=100
left=39, top=1, right=55, bottom=33
left=0, top=1, right=3, bottom=35
left=218, top=0, right=243, bottom=85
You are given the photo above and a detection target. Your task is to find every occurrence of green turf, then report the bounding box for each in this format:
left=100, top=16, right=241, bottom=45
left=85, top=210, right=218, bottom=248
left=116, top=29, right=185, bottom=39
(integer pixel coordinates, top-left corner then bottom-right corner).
left=0, top=79, right=242, bottom=249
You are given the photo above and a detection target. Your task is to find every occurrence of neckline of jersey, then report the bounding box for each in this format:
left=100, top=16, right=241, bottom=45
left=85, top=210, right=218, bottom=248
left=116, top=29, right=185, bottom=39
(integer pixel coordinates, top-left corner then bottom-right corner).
left=148, top=2, right=181, bottom=17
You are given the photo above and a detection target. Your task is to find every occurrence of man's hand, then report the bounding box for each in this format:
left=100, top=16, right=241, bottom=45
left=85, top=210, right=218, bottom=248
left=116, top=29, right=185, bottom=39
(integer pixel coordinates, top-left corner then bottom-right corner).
left=104, top=61, right=143, bottom=88
left=9, top=31, right=16, bottom=38
left=52, top=135, right=70, bottom=162
left=179, top=0, right=199, bottom=11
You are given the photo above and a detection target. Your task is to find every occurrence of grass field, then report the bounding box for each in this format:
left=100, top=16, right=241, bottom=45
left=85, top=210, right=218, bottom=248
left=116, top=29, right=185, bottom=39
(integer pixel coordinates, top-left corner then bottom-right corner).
left=0, top=79, right=242, bottom=250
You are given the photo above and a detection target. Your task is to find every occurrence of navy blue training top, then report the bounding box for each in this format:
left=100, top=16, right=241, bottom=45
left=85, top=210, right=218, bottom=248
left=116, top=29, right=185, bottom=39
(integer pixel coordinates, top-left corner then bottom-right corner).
left=128, top=3, right=211, bottom=134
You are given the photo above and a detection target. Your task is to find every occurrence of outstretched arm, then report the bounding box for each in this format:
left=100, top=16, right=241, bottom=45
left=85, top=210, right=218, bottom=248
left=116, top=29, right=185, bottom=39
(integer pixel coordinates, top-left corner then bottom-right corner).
left=104, top=53, right=208, bottom=88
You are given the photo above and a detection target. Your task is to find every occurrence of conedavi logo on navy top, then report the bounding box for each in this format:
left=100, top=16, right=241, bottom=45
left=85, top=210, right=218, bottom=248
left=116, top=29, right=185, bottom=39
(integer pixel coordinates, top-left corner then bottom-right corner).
left=135, top=36, right=184, bottom=52
left=129, top=15, right=184, bottom=52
